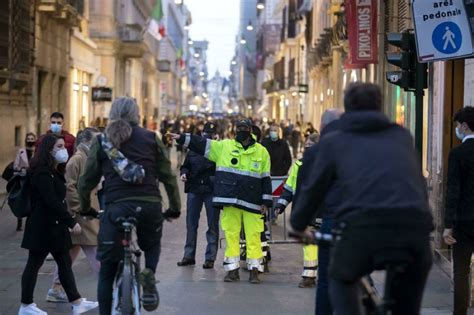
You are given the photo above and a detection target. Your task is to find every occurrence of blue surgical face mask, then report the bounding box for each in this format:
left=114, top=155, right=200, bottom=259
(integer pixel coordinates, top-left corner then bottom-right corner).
left=270, top=131, right=278, bottom=141
left=456, top=126, right=464, bottom=140
left=50, top=123, right=62, bottom=134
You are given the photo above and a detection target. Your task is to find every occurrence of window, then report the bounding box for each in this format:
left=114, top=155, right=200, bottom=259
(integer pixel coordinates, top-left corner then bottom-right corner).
left=15, top=126, right=22, bottom=147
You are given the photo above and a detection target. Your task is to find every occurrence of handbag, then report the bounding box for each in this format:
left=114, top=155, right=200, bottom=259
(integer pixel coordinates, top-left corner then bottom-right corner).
left=6, top=173, right=32, bottom=218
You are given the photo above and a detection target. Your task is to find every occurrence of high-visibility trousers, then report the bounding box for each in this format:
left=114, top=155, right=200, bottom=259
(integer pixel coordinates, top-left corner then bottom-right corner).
left=302, top=245, right=318, bottom=278
left=221, top=206, right=264, bottom=272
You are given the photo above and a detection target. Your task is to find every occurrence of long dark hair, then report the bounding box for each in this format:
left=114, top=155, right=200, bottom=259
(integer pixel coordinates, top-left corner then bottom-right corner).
left=29, top=134, right=63, bottom=171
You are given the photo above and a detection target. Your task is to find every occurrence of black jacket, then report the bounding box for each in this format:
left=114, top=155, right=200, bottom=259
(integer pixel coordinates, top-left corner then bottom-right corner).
left=294, top=120, right=341, bottom=220
left=22, top=166, right=75, bottom=252
left=445, top=138, right=474, bottom=237
left=261, top=137, right=292, bottom=176
left=291, top=111, right=433, bottom=232
left=180, top=150, right=216, bottom=194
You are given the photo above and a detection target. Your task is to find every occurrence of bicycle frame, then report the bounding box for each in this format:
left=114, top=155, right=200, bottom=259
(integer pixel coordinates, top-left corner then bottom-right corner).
left=112, top=218, right=142, bottom=315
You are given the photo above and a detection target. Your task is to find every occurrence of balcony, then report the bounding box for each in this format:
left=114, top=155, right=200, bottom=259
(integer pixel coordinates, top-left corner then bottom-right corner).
left=118, top=24, right=146, bottom=58
left=37, top=0, right=80, bottom=26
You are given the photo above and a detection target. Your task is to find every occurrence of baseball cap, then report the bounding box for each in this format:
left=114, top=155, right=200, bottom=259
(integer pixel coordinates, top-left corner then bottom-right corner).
left=236, top=118, right=252, bottom=128
left=203, top=122, right=217, bottom=134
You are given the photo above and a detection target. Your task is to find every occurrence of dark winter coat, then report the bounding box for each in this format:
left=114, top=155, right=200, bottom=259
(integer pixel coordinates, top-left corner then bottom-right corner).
left=261, top=137, right=292, bottom=176
left=445, top=138, right=474, bottom=238
left=22, top=166, right=75, bottom=252
left=294, top=119, right=341, bottom=219
left=180, top=151, right=216, bottom=195
left=291, top=111, right=433, bottom=232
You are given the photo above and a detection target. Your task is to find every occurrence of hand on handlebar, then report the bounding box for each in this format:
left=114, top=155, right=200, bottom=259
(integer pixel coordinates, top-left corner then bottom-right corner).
left=289, top=229, right=317, bottom=245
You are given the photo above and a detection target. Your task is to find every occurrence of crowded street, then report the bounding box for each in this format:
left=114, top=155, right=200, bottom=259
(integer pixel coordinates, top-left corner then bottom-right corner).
left=0, top=167, right=457, bottom=314
left=3, top=0, right=474, bottom=314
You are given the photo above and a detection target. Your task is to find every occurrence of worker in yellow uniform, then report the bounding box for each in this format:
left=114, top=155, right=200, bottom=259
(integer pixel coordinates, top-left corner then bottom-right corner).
left=275, top=133, right=320, bottom=288
left=170, top=119, right=273, bottom=284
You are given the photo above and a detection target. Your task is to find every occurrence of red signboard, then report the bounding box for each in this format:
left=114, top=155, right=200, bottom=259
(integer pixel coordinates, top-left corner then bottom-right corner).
left=345, top=0, right=378, bottom=67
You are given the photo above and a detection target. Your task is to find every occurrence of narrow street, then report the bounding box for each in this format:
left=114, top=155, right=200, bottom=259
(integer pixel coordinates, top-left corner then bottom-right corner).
left=0, top=172, right=457, bottom=315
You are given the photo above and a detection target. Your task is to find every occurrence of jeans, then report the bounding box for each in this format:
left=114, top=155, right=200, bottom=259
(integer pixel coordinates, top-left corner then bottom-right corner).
left=452, top=230, right=474, bottom=315
left=315, top=218, right=333, bottom=315
left=21, top=250, right=81, bottom=304
left=184, top=193, right=219, bottom=261
left=97, top=201, right=163, bottom=315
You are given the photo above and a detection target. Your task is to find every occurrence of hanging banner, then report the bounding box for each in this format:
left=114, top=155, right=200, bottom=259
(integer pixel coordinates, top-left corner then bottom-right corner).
left=345, top=0, right=378, bottom=67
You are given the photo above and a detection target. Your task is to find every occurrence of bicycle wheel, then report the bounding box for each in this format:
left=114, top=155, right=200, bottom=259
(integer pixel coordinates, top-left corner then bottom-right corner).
left=121, top=257, right=134, bottom=315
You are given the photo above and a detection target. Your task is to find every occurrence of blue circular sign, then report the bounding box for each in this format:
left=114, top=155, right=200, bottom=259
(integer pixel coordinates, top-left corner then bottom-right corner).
left=432, top=21, right=462, bottom=54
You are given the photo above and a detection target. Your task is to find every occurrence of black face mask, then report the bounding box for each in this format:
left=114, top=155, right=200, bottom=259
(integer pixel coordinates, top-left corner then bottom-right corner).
left=25, top=141, right=35, bottom=148
left=235, top=130, right=251, bottom=143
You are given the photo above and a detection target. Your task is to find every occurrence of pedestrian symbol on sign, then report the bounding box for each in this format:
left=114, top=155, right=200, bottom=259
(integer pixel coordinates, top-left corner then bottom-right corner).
left=432, top=22, right=462, bottom=54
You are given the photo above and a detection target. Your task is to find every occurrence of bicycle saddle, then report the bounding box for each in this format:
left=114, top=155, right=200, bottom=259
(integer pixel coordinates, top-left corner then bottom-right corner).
left=115, top=216, right=138, bottom=225
left=373, top=248, right=414, bottom=271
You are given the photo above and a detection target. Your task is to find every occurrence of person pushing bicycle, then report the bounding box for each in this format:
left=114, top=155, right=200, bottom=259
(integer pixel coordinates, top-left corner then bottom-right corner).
left=291, top=83, right=433, bottom=315
left=78, top=97, right=181, bottom=314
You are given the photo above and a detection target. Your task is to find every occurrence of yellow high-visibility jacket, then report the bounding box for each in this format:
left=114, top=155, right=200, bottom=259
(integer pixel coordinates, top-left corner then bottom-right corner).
left=179, top=134, right=273, bottom=214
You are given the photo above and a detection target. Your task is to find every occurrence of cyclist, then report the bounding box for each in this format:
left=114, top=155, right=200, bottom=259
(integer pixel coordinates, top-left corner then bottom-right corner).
left=78, top=97, right=181, bottom=314
left=291, top=83, right=433, bottom=315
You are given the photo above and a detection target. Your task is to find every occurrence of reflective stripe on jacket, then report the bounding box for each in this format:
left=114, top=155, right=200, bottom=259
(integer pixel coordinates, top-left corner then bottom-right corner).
left=181, top=134, right=272, bottom=214
left=277, top=159, right=302, bottom=210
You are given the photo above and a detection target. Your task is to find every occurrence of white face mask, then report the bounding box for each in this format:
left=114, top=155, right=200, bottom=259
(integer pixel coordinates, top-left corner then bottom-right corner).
left=53, top=148, right=69, bottom=163
left=456, top=126, right=464, bottom=140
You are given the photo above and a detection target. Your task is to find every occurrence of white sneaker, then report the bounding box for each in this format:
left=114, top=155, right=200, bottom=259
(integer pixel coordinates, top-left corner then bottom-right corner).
left=71, top=299, right=98, bottom=314
left=46, top=288, right=68, bottom=303
left=18, top=303, right=48, bottom=315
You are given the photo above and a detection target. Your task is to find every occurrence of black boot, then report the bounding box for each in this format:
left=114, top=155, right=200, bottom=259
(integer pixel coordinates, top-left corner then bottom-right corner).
left=177, top=258, right=195, bottom=267
left=202, top=260, right=214, bottom=269
left=298, top=276, right=316, bottom=288
left=249, top=268, right=260, bottom=284
left=224, top=269, right=240, bottom=282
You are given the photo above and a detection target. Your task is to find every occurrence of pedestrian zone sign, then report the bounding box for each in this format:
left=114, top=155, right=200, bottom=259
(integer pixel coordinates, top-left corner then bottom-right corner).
left=413, top=0, right=474, bottom=62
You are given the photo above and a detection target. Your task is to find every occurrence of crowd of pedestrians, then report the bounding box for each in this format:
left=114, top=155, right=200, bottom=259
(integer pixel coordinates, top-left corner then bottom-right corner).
left=6, top=82, right=474, bottom=315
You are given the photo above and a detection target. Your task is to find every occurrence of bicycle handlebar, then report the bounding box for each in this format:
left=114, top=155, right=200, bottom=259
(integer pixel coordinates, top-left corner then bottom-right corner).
left=288, top=231, right=337, bottom=246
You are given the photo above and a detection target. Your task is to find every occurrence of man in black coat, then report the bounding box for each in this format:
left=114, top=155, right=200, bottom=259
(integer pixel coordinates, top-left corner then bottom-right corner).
left=443, top=106, right=474, bottom=315
left=294, top=108, right=342, bottom=315
left=177, top=122, right=219, bottom=269
left=261, top=124, right=292, bottom=176
left=291, top=83, right=433, bottom=314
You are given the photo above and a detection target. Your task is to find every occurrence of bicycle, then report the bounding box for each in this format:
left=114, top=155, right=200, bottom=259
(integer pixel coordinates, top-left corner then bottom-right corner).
left=111, top=216, right=143, bottom=315
left=289, top=229, right=413, bottom=315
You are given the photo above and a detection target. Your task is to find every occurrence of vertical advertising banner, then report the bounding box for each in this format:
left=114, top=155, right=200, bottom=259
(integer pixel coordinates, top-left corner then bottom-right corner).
left=345, top=0, right=378, bottom=67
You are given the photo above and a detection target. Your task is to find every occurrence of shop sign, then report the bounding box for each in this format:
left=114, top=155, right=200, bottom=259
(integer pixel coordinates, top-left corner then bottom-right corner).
left=345, top=0, right=378, bottom=66
left=413, top=0, right=474, bottom=62
left=92, top=87, right=112, bottom=102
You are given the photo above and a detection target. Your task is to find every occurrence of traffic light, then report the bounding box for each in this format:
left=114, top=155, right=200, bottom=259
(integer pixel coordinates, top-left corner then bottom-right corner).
left=385, top=31, right=418, bottom=91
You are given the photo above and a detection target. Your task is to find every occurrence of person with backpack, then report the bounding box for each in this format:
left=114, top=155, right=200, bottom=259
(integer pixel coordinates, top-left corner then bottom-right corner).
left=19, top=134, right=98, bottom=315
left=78, top=97, right=181, bottom=314
left=11, top=132, right=37, bottom=231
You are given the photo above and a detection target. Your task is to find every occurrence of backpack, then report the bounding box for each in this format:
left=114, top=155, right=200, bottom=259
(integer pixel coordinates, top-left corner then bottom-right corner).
left=2, top=162, right=14, bottom=181
left=6, top=172, right=32, bottom=218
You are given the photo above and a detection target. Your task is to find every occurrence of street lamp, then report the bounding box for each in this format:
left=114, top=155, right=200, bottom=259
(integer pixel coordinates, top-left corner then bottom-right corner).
left=240, top=37, right=246, bottom=45
left=246, top=21, right=254, bottom=31
left=199, top=71, right=205, bottom=77
left=257, top=1, right=265, bottom=10
left=175, top=0, right=183, bottom=4
left=194, top=53, right=200, bottom=58
left=188, top=39, right=193, bottom=45
left=184, top=25, right=190, bottom=31
left=231, top=60, right=237, bottom=65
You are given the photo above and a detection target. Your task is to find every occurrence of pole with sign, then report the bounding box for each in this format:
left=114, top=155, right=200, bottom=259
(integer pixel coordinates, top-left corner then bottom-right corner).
left=412, top=0, right=474, bottom=63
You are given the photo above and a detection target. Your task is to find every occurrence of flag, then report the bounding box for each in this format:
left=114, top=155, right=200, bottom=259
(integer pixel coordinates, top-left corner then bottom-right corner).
left=148, top=0, right=165, bottom=40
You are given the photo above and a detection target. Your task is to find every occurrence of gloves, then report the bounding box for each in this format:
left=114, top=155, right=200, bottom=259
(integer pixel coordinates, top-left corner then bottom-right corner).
left=274, top=205, right=285, bottom=216
left=80, top=207, right=99, bottom=219
left=163, top=209, right=180, bottom=220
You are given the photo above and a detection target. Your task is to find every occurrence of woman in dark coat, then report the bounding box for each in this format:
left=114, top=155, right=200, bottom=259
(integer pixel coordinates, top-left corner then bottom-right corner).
left=19, top=135, right=98, bottom=315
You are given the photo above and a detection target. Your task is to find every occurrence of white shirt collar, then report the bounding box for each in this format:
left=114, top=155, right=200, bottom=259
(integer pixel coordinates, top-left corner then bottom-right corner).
left=463, top=134, right=474, bottom=143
